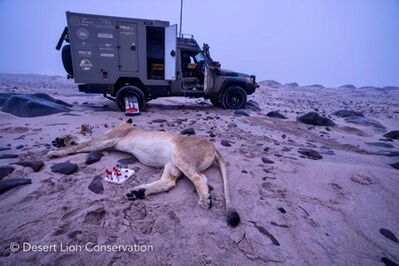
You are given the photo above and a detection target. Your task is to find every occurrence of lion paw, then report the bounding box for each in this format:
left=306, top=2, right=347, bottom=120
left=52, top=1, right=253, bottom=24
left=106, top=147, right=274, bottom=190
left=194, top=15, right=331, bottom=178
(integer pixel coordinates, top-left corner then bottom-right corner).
left=126, top=188, right=146, bottom=201
left=199, top=193, right=212, bottom=209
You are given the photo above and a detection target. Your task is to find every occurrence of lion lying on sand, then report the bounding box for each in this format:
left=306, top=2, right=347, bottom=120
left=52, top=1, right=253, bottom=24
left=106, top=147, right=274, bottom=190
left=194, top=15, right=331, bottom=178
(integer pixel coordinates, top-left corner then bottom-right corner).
left=48, top=119, right=240, bottom=226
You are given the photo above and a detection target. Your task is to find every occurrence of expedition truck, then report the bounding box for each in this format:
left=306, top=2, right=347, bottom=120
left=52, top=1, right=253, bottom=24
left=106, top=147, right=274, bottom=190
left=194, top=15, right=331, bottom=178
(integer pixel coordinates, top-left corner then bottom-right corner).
left=56, top=12, right=258, bottom=111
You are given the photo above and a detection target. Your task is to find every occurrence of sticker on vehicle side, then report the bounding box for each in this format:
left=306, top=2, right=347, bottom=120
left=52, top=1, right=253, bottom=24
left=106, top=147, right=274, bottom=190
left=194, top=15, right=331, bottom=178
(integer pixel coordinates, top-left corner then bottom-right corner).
left=80, top=59, right=93, bottom=70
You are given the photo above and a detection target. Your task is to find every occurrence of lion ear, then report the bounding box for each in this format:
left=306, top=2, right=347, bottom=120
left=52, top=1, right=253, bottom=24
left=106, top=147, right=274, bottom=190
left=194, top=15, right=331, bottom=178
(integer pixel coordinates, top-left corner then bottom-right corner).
left=126, top=118, right=133, bottom=124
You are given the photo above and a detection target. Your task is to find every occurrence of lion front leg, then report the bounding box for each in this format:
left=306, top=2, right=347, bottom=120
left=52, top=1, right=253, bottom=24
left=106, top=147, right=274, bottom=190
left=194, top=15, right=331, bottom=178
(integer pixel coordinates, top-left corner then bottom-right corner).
left=126, top=163, right=182, bottom=201
left=48, top=138, right=116, bottom=158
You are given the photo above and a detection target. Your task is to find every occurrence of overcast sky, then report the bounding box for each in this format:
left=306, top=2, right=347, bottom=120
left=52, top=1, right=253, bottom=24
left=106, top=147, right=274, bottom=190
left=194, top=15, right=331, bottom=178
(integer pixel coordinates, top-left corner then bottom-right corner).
left=0, top=0, right=398, bottom=87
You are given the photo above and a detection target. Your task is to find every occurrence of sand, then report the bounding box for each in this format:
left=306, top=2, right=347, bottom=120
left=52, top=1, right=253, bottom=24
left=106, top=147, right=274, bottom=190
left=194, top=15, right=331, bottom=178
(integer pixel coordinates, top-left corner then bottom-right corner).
left=0, top=74, right=398, bottom=265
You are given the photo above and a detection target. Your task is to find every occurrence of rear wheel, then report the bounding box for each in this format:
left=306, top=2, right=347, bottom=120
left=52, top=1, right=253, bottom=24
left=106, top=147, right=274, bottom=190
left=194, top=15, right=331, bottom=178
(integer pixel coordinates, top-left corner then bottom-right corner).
left=221, top=86, right=247, bottom=109
left=115, top=85, right=146, bottom=111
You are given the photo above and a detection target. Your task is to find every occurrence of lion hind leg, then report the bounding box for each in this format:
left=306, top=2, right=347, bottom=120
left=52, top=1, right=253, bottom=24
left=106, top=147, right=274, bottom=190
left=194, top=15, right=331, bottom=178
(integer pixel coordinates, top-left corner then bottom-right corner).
left=127, top=163, right=181, bottom=201
left=175, top=162, right=211, bottom=209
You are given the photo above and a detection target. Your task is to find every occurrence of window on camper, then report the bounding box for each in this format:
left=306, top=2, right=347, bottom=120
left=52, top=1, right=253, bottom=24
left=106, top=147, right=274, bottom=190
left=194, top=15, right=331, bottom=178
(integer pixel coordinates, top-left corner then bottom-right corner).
left=146, top=26, right=165, bottom=80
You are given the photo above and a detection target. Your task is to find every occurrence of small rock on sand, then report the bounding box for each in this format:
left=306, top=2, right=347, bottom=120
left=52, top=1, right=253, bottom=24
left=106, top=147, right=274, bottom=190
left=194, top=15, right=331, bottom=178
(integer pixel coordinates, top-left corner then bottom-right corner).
left=298, top=148, right=323, bottom=160
left=85, top=151, right=104, bottom=165
left=297, top=112, right=336, bottom=126
left=221, top=140, right=232, bottom=147
left=88, top=176, right=104, bottom=194
left=332, top=110, right=364, bottom=118
left=15, top=161, right=44, bottom=172
left=262, top=158, right=274, bottom=164
left=51, top=161, right=78, bottom=175
left=389, top=162, right=399, bottom=170
left=0, top=154, right=19, bottom=160
left=365, top=142, right=394, bottom=149
left=266, top=111, right=287, bottom=119
left=379, top=228, right=398, bottom=243
left=151, top=119, right=167, bottom=123
left=383, top=131, right=399, bottom=140
left=180, top=128, right=195, bottom=135
left=0, top=166, right=14, bottom=179
left=233, top=110, right=250, bottom=117
left=344, top=116, right=385, bottom=129
left=0, top=178, right=32, bottom=194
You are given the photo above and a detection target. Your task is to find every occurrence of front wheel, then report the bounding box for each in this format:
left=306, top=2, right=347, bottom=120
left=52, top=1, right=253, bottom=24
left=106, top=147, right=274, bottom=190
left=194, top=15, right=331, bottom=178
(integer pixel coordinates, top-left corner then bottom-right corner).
left=115, top=85, right=146, bottom=111
left=221, top=86, right=247, bottom=109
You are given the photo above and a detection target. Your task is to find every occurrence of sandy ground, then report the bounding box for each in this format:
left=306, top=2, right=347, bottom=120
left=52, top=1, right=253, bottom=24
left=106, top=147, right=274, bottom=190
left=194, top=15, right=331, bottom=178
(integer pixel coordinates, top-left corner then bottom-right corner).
left=0, top=74, right=398, bottom=265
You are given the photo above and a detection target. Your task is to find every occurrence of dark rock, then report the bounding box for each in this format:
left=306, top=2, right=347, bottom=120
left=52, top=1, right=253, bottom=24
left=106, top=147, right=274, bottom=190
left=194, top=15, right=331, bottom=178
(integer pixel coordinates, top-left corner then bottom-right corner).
left=298, top=148, right=323, bottom=160
left=221, top=140, right=232, bottom=147
left=365, top=142, right=394, bottom=149
left=390, top=162, right=399, bottom=170
left=344, top=116, right=385, bottom=129
left=384, top=131, right=399, bottom=140
left=15, top=145, right=24, bottom=149
left=0, top=166, right=14, bottom=179
left=332, top=110, right=364, bottom=118
left=266, top=111, right=287, bottom=119
left=377, top=151, right=399, bottom=157
left=0, top=178, right=31, bottom=194
left=0, top=147, right=11, bottom=152
left=151, top=119, right=167, bottom=123
left=180, top=128, right=196, bottom=135
left=228, top=123, right=238, bottom=128
left=262, top=158, right=274, bottom=164
left=281, top=134, right=286, bottom=139
left=246, top=100, right=261, bottom=111
left=241, top=170, right=248, bottom=174
left=278, top=207, right=286, bottom=214
left=117, top=157, right=137, bottom=165
left=297, top=112, right=336, bottom=126
left=51, top=161, right=78, bottom=175
left=85, top=151, right=104, bottom=165
left=379, top=228, right=398, bottom=243
left=1, top=93, right=71, bottom=117
left=233, top=110, right=250, bottom=117
left=0, top=154, right=18, bottom=160
left=282, top=147, right=291, bottom=152
left=88, top=176, right=104, bottom=194
left=381, top=257, right=399, bottom=266
left=15, top=161, right=44, bottom=172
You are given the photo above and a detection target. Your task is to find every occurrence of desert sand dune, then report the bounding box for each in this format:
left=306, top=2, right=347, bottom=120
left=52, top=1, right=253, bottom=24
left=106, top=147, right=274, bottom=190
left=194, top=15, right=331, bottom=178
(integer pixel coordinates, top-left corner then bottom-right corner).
left=0, top=74, right=398, bottom=265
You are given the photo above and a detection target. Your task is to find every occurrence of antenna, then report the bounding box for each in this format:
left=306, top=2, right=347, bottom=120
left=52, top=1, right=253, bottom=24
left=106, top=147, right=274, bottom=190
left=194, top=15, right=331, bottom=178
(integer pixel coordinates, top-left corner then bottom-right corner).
left=179, top=0, right=183, bottom=37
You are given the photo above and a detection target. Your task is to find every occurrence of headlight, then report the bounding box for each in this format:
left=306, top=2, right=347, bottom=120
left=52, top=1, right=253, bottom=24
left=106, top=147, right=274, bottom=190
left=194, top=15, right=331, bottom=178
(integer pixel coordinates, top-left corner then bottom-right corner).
left=245, top=77, right=252, bottom=83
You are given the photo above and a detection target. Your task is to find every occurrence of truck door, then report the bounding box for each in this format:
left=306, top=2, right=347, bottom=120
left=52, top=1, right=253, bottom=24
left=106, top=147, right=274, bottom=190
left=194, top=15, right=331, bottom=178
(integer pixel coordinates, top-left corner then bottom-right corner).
left=164, top=25, right=177, bottom=80
left=117, top=22, right=138, bottom=72
left=204, top=64, right=215, bottom=94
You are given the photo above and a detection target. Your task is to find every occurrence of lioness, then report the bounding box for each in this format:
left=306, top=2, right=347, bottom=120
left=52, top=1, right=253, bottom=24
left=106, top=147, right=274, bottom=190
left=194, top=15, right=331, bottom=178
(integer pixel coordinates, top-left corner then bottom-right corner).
left=48, top=119, right=240, bottom=226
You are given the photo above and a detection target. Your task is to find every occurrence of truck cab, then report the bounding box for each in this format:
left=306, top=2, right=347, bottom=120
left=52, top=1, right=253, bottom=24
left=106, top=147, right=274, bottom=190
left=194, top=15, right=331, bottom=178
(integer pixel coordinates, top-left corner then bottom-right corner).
left=56, top=12, right=258, bottom=111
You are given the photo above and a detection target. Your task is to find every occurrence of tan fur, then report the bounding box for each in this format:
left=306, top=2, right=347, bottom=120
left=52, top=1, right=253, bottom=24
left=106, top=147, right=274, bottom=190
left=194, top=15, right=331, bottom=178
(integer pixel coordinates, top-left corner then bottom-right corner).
left=47, top=121, right=239, bottom=223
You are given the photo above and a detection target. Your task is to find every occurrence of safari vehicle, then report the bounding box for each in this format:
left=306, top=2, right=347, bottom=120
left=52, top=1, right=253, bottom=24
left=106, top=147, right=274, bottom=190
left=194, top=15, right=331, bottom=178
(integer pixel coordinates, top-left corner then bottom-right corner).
left=56, top=11, right=258, bottom=110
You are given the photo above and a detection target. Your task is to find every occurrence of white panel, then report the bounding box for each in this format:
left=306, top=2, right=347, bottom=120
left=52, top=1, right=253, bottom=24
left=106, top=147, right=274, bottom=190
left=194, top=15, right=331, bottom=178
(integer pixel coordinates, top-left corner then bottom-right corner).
left=164, top=25, right=177, bottom=80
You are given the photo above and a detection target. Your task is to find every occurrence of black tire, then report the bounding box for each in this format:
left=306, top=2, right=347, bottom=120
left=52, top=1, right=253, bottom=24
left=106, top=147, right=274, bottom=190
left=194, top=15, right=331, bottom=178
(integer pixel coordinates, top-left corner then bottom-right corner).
left=62, top=45, right=73, bottom=76
left=210, top=97, right=222, bottom=107
left=116, top=85, right=146, bottom=111
left=221, top=86, right=247, bottom=109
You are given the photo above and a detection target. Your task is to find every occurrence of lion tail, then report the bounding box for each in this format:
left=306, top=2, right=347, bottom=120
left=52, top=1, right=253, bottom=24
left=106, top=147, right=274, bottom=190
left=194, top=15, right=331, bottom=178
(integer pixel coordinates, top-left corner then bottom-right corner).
left=215, top=150, right=240, bottom=226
